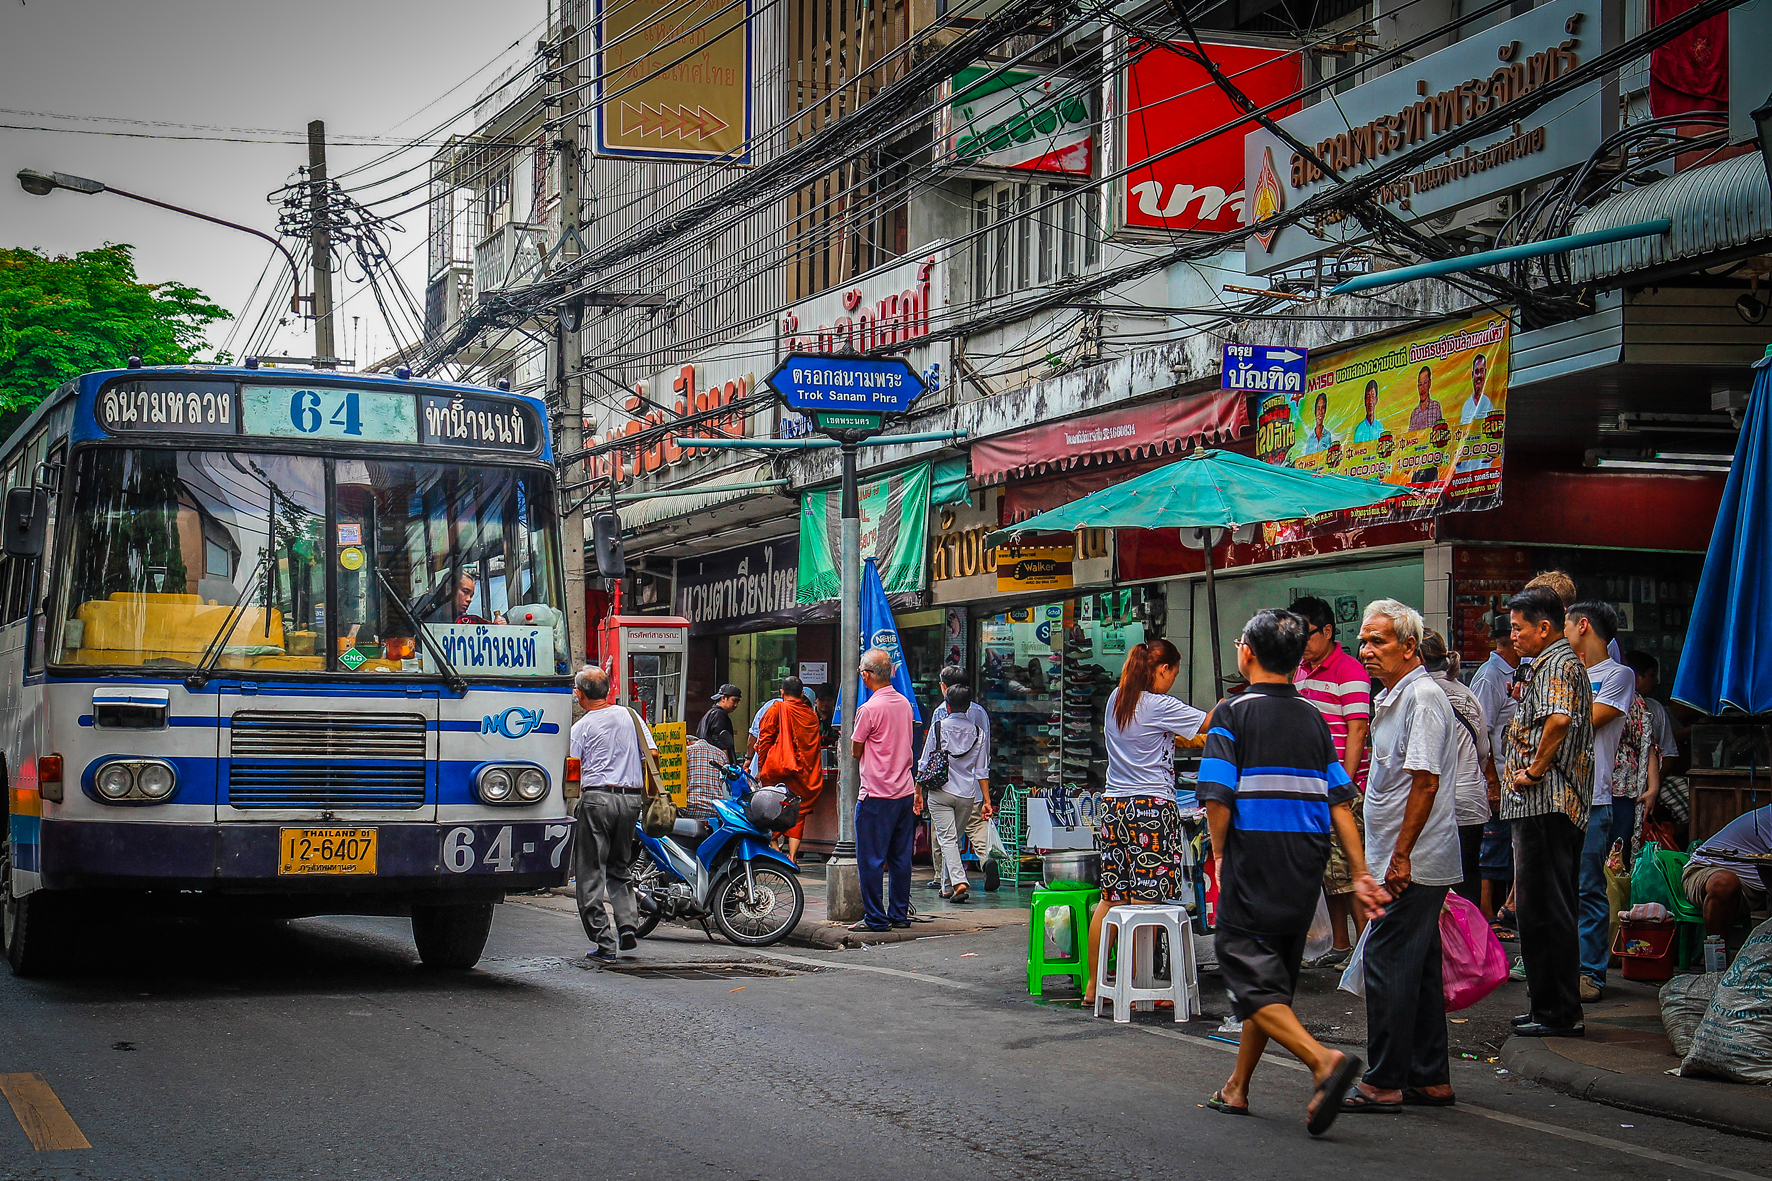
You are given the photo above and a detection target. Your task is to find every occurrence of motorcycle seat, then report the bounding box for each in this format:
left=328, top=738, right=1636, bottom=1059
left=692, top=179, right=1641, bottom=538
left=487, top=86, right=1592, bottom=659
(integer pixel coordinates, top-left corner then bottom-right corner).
left=669, top=816, right=712, bottom=842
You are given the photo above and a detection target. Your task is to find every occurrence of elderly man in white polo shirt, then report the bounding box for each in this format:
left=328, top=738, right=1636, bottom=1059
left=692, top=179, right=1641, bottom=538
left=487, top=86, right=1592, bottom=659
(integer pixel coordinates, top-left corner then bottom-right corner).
left=1344, top=598, right=1462, bottom=1114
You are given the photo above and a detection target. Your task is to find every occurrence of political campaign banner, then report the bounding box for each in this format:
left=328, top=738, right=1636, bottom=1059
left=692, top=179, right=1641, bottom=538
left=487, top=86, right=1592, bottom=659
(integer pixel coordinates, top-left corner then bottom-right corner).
left=1257, top=313, right=1509, bottom=541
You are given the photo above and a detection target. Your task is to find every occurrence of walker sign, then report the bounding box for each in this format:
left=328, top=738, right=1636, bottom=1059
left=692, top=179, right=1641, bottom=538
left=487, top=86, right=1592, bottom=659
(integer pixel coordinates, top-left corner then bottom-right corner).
left=766, top=353, right=927, bottom=415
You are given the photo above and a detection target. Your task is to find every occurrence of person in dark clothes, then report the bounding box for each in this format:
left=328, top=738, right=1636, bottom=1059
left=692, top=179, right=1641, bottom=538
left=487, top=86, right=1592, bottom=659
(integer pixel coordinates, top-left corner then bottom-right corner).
left=697, top=683, right=741, bottom=759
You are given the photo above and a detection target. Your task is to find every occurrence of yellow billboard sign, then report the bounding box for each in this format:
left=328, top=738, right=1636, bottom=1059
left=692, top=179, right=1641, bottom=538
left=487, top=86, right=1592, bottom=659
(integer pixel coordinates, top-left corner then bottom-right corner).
left=996, top=546, right=1074, bottom=592
left=594, top=0, right=751, bottom=162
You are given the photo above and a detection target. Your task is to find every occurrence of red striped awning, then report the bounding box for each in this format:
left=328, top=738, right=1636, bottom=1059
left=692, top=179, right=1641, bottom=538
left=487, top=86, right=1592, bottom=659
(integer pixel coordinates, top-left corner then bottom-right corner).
left=970, top=388, right=1249, bottom=487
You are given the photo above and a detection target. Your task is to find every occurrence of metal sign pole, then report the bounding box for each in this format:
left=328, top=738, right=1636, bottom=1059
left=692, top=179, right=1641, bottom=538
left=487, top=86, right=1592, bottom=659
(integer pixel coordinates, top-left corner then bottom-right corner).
left=826, top=438, right=864, bottom=921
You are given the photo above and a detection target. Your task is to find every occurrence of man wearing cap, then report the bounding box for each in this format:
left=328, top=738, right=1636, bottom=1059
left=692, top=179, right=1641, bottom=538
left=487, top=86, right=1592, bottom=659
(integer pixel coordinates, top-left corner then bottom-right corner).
left=698, top=684, right=741, bottom=760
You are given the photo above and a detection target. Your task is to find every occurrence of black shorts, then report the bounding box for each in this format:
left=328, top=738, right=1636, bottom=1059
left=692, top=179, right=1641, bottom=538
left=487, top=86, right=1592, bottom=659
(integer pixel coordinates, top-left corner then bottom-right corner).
left=1215, top=928, right=1309, bottom=1020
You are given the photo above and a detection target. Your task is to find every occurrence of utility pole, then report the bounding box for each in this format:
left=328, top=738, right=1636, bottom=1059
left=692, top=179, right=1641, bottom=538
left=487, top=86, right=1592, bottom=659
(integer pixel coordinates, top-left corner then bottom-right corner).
left=826, top=438, right=864, bottom=921
left=307, top=120, right=336, bottom=368
left=556, top=28, right=589, bottom=671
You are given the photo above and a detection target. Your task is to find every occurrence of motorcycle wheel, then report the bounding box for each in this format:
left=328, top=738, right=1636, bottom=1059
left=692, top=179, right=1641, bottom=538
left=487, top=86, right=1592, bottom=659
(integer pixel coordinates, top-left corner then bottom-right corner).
left=627, top=848, right=664, bottom=939
left=711, top=862, right=804, bottom=947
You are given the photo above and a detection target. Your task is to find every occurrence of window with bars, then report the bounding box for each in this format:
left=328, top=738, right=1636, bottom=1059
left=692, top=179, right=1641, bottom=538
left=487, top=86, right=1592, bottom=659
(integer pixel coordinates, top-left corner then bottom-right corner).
left=971, top=180, right=1099, bottom=302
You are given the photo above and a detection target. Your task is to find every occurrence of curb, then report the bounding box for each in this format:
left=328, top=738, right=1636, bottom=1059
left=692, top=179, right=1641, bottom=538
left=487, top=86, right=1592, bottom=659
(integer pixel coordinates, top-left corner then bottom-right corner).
left=1502, top=1037, right=1772, bottom=1142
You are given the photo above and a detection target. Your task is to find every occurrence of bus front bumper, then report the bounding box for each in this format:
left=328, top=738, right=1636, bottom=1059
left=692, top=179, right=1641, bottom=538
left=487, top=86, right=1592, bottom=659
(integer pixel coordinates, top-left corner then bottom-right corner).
left=33, top=818, right=574, bottom=894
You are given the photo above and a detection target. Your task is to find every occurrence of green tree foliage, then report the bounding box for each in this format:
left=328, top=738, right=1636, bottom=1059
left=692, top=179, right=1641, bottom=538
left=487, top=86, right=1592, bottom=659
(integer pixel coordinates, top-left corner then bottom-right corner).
left=0, top=243, right=230, bottom=422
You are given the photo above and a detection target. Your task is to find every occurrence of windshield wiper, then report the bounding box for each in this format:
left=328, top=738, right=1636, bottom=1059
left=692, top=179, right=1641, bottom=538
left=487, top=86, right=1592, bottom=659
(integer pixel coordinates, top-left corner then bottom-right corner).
left=184, top=552, right=270, bottom=691
left=375, top=566, right=467, bottom=695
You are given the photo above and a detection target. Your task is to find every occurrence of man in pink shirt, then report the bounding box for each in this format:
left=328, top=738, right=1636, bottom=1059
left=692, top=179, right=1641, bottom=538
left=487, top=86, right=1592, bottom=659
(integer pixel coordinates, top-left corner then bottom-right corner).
left=850, top=647, right=916, bottom=932
left=1291, top=597, right=1372, bottom=967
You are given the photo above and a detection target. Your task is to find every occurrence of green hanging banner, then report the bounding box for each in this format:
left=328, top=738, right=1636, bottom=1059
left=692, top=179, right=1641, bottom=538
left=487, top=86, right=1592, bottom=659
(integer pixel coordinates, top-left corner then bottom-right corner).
left=796, top=463, right=931, bottom=603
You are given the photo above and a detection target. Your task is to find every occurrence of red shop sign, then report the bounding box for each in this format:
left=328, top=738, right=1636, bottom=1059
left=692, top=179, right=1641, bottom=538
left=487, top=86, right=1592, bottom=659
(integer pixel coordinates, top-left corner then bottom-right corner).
left=1120, top=39, right=1300, bottom=235
left=971, top=389, right=1248, bottom=485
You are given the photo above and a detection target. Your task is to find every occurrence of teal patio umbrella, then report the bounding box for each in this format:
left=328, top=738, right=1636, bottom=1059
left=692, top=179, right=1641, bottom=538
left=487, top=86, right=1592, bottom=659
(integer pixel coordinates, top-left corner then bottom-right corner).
left=986, top=448, right=1402, bottom=692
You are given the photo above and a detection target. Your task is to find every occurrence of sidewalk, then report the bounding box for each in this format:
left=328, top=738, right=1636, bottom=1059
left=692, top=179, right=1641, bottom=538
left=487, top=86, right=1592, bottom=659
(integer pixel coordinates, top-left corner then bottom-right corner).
left=1500, top=975, right=1772, bottom=1141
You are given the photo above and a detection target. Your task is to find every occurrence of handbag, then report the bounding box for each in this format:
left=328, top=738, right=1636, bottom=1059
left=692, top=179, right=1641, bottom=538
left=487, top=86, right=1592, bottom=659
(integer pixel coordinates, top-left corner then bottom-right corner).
left=626, top=708, right=678, bottom=837
left=913, top=717, right=950, bottom=793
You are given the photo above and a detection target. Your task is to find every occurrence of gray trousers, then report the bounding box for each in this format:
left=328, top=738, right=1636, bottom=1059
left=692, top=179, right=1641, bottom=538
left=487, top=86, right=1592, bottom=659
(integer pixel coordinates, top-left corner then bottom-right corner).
left=574, top=790, right=642, bottom=953
left=928, top=789, right=989, bottom=887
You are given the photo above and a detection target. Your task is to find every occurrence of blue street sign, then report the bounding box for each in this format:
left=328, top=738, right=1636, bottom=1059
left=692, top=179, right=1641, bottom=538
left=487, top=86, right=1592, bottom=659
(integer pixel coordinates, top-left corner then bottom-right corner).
left=1221, top=343, right=1309, bottom=393
left=767, top=352, right=927, bottom=414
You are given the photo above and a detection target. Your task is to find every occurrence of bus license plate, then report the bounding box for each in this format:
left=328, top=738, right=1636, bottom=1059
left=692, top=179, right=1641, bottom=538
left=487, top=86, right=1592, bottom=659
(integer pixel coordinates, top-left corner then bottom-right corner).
left=278, top=827, right=378, bottom=875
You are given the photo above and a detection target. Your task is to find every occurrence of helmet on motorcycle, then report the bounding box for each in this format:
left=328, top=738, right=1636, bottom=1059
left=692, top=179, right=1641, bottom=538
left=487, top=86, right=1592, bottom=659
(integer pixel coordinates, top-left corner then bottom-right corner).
left=744, top=783, right=803, bottom=833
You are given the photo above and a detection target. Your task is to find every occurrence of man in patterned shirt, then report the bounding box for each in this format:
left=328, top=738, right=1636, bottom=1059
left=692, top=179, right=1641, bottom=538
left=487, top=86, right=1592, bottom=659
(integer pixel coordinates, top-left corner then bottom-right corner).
left=1291, top=596, right=1371, bottom=968
left=1503, top=586, right=1594, bottom=1037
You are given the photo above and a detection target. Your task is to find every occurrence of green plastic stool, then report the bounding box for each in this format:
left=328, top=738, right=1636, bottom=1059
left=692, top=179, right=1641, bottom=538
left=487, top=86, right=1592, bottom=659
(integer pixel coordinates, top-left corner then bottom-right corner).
left=1028, top=884, right=1100, bottom=996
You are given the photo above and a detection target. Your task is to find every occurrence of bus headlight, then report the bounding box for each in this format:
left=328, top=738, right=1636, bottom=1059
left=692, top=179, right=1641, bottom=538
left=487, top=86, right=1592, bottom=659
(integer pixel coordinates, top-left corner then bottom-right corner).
left=136, top=763, right=175, bottom=799
left=96, top=764, right=134, bottom=800
left=514, top=768, right=548, bottom=802
left=89, top=759, right=176, bottom=804
left=476, top=767, right=514, bottom=803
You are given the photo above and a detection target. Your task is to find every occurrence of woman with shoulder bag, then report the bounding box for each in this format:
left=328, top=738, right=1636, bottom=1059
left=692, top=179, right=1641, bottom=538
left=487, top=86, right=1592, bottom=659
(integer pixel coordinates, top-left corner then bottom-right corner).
left=916, top=684, right=992, bottom=903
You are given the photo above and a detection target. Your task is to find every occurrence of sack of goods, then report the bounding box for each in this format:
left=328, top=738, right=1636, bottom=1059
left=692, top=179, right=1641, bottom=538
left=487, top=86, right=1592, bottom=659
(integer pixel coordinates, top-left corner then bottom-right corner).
left=745, top=784, right=803, bottom=833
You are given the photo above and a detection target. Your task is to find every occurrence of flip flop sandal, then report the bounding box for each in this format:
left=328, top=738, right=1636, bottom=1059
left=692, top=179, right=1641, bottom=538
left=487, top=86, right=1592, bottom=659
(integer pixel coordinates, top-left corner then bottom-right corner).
left=1340, top=1091, right=1403, bottom=1114
left=1307, top=1053, right=1363, bottom=1136
left=1207, top=1090, right=1250, bottom=1116
left=1402, top=1088, right=1456, bottom=1107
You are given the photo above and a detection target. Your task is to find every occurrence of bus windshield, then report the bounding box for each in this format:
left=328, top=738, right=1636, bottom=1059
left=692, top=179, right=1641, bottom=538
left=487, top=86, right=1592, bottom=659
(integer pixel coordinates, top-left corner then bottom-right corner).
left=52, top=448, right=566, bottom=677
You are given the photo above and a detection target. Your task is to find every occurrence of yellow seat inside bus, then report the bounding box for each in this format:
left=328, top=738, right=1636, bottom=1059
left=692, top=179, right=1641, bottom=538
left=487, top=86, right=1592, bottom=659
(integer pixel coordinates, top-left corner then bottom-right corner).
left=65, top=593, right=324, bottom=671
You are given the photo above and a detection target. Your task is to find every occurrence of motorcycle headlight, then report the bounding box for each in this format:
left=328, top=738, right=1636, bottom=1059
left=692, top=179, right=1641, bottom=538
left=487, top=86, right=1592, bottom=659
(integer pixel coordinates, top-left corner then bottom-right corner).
left=515, top=768, right=547, bottom=801
left=477, top=767, right=513, bottom=803
left=136, top=762, right=175, bottom=799
left=96, top=764, right=135, bottom=800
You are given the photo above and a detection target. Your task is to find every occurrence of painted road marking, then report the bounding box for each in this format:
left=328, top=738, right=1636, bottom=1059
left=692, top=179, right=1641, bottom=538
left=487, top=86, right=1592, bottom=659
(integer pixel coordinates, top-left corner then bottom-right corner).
left=747, top=952, right=1768, bottom=1181
left=0, top=1073, right=91, bottom=1151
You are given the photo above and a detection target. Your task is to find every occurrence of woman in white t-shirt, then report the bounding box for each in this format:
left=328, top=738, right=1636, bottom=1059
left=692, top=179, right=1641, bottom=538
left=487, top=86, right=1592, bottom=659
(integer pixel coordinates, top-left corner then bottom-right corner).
left=1085, top=638, right=1208, bottom=1006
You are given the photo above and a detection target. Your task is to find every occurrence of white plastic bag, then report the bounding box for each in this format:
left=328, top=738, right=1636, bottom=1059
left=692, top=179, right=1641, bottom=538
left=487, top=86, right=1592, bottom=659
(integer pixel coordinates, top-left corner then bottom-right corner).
left=1338, top=922, right=1374, bottom=997
left=1043, top=903, right=1075, bottom=959
left=1303, top=892, right=1334, bottom=963
left=983, top=819, right=1010, bottom=864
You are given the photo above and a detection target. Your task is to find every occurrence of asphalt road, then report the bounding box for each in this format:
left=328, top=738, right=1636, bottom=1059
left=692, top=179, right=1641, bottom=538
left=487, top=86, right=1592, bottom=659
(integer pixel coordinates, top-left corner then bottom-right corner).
left=1, top=900, right=1768, bottom=1181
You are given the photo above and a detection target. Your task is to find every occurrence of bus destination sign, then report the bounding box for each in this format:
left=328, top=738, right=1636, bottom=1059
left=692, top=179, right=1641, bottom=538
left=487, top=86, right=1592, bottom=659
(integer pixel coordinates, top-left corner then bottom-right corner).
left=97, top=381, right=237, bottom=435
left=420, top=395, right=539, bottom=454
left=95, top=379, right=541, bottom=454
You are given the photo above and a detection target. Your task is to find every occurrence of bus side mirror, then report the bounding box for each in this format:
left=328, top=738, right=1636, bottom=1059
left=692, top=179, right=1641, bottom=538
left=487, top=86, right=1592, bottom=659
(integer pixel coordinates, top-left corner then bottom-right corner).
left=4, top=487, right=48, bottom=558
left=591, top=509, right=626, bottom=579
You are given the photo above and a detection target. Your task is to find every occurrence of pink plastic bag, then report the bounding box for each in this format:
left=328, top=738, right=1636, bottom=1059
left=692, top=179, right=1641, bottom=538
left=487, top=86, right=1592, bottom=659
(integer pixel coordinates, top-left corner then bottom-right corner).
left=1440, top=892, right=1509, bottom=1011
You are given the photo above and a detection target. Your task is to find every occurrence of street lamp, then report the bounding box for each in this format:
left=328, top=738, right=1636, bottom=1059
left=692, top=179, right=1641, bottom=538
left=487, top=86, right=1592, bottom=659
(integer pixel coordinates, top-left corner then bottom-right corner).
left=16, top=167, right=303, bottom=312
left=1755, top=92, right=1772, bottom=197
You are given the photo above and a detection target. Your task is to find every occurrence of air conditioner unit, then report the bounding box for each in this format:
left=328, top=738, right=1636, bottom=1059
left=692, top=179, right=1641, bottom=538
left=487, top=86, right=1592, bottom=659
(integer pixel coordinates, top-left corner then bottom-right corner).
left=1425, top=195, right=1514, bottom=237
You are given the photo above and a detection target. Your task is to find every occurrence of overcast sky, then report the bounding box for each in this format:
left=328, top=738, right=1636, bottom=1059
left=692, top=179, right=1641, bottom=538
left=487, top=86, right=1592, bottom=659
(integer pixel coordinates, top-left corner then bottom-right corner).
left=0, top=0, right=545, bottom=367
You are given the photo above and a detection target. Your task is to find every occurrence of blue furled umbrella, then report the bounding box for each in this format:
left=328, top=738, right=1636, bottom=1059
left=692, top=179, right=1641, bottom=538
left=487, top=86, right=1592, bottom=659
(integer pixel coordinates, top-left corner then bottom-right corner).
left=833, top=558, right=923, bottom=727
left=1673, top=351, right=1772, bottom=714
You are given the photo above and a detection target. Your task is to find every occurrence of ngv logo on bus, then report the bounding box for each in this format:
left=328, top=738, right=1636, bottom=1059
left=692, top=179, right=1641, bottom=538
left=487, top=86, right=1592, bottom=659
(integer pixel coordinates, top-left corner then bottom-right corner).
left=483, top=707, right=545, bottom=739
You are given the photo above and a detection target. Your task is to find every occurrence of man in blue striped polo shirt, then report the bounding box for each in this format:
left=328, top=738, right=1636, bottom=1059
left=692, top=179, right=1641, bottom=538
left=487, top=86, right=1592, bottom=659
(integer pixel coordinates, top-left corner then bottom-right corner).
left=1199, top=608, right=1385, bottom=1136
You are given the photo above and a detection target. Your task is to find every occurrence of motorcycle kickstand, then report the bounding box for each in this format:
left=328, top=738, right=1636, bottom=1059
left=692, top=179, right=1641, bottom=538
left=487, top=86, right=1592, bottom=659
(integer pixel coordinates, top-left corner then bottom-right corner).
left=700, top=917, right=716, bottom=943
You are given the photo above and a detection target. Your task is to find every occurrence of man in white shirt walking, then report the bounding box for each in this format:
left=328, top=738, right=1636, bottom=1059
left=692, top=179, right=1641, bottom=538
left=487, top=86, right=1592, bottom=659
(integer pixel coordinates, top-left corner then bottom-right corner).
left=1344, top=599, right=1462, bottom=1114
left=571, top=666, right=657, bottom=964
left=1566, top=602, right=1634, bottom=1002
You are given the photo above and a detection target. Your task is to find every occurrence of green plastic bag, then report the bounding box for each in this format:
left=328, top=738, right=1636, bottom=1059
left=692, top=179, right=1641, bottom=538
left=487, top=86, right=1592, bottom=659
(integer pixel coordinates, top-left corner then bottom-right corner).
left=1632, top=841, right=1674, bottom=911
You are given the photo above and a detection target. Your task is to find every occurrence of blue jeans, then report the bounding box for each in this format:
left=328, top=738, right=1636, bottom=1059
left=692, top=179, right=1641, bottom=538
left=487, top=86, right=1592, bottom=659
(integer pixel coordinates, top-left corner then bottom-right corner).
left=856, top=795, right=917, bottom=927
left=1578, top=799, right=1637, bottom=982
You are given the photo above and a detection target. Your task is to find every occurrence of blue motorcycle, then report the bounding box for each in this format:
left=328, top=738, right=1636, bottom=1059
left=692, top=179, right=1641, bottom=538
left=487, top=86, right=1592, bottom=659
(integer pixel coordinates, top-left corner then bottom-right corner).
left=628, top=764, right=805, bottom=947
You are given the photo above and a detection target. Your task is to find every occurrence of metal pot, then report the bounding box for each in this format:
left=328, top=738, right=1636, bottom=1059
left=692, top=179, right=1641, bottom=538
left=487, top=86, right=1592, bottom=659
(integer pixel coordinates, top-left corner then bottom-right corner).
left=1042, top=850, right=1101, bottom=886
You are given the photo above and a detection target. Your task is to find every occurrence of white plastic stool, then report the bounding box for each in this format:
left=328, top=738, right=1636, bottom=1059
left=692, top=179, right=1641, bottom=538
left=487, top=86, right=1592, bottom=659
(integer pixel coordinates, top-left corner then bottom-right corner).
left=1093, top=903, right=1195, bottom=1023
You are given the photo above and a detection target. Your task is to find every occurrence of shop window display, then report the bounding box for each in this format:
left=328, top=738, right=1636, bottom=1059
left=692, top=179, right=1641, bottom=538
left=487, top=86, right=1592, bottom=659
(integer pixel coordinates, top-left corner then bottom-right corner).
left=976, top=591, right=1149, bottom=844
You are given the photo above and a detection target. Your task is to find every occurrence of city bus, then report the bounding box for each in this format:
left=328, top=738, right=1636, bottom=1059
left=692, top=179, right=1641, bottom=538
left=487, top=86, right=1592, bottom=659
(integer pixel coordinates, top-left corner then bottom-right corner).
left=0, top=363, right=574, bottom=974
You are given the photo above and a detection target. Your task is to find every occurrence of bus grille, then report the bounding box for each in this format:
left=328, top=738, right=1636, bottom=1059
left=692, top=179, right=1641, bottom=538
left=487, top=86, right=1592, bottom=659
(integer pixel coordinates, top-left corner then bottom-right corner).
left=227, top=712, right=428, bottom=809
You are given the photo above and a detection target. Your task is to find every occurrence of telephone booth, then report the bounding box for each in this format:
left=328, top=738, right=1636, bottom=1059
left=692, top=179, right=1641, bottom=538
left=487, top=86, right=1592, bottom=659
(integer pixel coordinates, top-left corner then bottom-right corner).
left=597, top=615, right=690, bottom=725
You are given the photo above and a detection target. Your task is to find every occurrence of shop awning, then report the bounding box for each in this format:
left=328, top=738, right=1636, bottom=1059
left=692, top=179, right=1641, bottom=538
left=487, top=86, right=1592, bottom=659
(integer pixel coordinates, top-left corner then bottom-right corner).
left=931, top=456, right=970, bottom=506
left=969, top=388, right=1247, bottom=486
left=614, top=462, right=778, bottom=534
left=1568, top=152, right=1772, bottom=286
